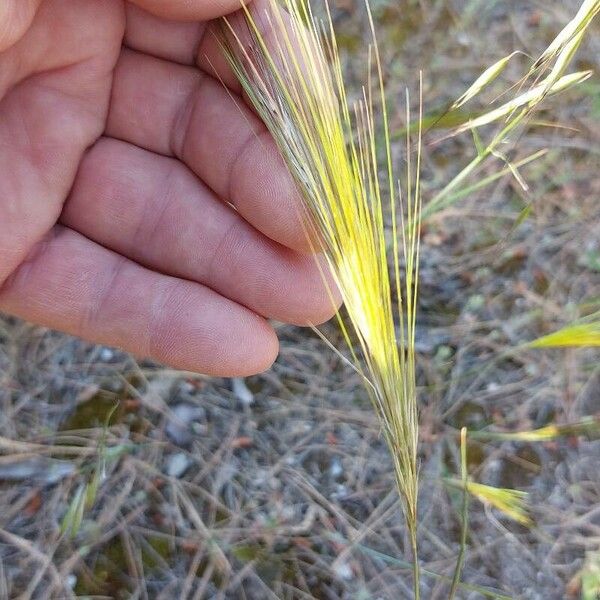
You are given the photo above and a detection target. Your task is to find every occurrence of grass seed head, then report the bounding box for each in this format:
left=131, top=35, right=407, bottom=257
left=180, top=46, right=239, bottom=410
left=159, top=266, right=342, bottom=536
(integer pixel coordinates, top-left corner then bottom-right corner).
left=219, top=0, right=422, bottom=546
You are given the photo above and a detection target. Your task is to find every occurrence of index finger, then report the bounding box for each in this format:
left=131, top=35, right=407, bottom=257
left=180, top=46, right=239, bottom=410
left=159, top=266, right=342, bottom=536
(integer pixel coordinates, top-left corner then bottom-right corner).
left=125, top=0, right=302, bottom=100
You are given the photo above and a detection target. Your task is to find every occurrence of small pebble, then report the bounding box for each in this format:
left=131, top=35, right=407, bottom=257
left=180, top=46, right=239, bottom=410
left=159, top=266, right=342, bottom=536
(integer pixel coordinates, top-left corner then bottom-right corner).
left=0, top=458, right=75, bottom=485
left=232, top=378, right=254, bottom=407
left=165, top=452, right=190, bottom=478
left=99, top=347, right=114, bottom=361
left=329, top=457, right=343, bottom=479
left=165, top=404, right=206, bottom=445
left=333, top=561, right=353, bottom=581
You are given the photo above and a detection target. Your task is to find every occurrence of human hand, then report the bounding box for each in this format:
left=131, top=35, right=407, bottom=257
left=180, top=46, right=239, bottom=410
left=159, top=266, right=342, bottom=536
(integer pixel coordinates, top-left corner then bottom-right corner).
left=0, top=0, right=338, bottom=376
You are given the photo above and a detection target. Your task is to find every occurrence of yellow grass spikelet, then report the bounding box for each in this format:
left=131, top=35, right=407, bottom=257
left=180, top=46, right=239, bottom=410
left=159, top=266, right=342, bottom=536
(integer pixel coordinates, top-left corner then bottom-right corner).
left=450, top=70, right=592, bottom=136
left=445, top=477, right=532, bottom=527
left=532, top=0, right=600, bottom=76
left=528, top=321, right=600, bottom=348
left=451, top=52, right=520, bottom=111
left=470, top=416, right=600, bottom=443
left=465, top=482, right=532, bottom=527
left=218, top=0, right=422, bottom=592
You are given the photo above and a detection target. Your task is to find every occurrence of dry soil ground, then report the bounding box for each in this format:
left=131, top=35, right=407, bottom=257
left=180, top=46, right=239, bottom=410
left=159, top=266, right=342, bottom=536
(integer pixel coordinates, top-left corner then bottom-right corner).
left=0, top=1, right=599, bottom=598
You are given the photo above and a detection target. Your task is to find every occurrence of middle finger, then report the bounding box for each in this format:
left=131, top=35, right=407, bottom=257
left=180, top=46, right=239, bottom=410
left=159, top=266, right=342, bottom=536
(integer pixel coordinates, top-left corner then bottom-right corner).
left=61, top=137, right=339, bottom=326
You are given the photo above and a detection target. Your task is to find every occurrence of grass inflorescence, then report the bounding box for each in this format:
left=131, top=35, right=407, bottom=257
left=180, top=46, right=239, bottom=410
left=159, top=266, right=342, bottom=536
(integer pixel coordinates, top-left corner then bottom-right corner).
left=219, top=0, right=422, bottom=593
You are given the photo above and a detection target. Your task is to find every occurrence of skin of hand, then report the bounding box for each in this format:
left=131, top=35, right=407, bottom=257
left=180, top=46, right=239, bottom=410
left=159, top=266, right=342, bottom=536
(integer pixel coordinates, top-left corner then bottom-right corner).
left=0, top=0, right=340, bottom=377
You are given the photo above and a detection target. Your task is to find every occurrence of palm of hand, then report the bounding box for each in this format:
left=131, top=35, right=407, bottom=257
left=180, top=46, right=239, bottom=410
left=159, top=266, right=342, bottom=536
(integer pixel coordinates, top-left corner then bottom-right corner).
left=0, top=0, right=336, bottom=376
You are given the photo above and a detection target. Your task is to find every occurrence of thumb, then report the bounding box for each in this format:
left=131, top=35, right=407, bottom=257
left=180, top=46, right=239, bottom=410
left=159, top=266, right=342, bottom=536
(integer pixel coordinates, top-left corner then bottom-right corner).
left=127, top=0, right=250, bottom=21
left=0, top=0, right=41, bottom=51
